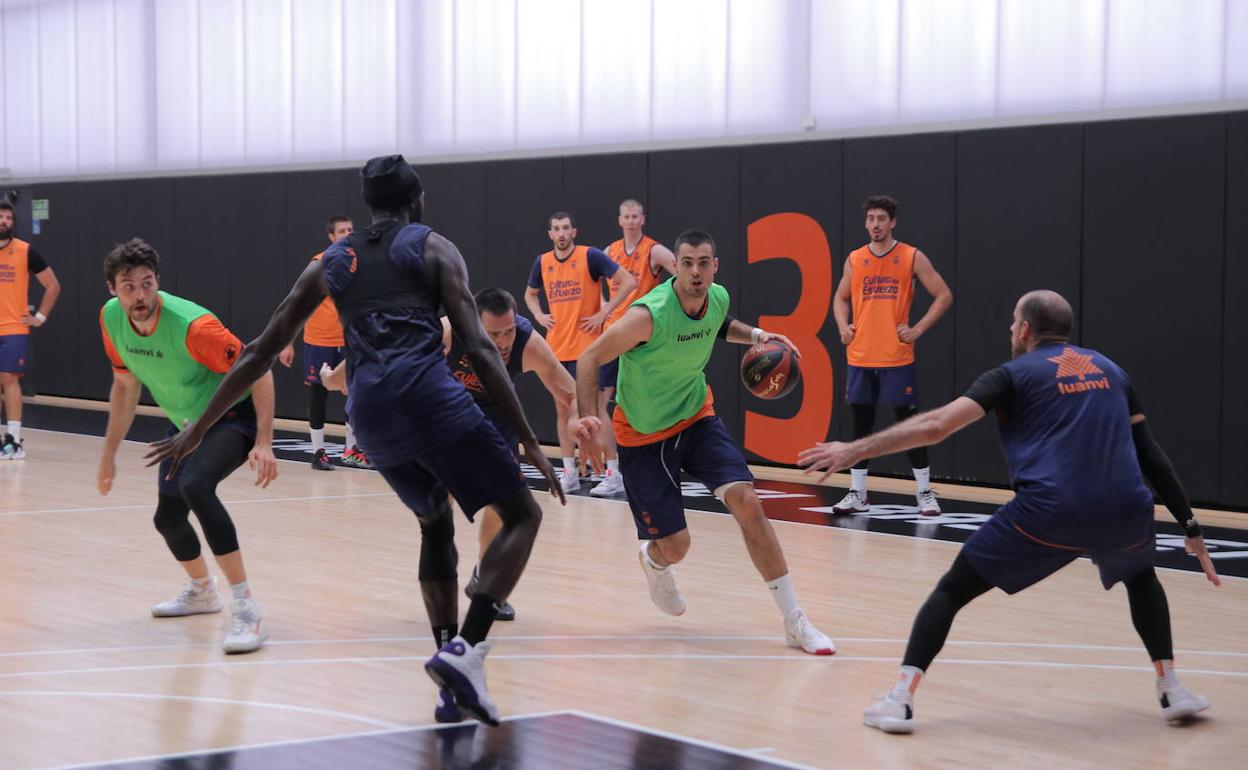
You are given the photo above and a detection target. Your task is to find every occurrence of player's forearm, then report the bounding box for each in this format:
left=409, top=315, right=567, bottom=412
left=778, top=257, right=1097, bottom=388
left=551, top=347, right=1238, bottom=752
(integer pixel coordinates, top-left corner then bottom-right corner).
left=102, top=380, right=140, bottom=456
left=832, top=297, right=851, bottom=331
left=575, top=349, right=602, bottom=421
left=600, top=274, right=638, bottom=316
left=1133, top=421, right=1201, bottom=536
left=36, top=279, right=61, bottom=316
left=724, top=318, right=760, bottom=345
left=849, top=410, right=946, bottom=464
left=250, top=371, right=276, bottom=445
left=524, top=290, right=545, bottom=319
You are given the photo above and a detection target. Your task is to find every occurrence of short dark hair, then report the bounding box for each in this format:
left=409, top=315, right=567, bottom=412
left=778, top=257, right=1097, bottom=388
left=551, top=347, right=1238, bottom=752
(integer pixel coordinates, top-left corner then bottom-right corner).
left=863, top=195, right=898, bottom=220
left=548, top=211, right=576, bottom=228
left=325, top=215, right=351, bottom=235
left=475, top=287, right=517, bottom=317
left=104, top=238, right=161, bottom=285
left=0, top=199, right=14, bottom=217
left=1019, top=290, right=1073, bottom=342
left=674, top=228, right=716, bottom=255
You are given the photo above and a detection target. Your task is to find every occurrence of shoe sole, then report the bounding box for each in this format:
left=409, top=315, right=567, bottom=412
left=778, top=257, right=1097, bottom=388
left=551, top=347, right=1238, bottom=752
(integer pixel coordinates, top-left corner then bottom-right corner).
left=151, top=605, right=224, bottom=618
left=223, top=632, right=269, bottom=655
left=1163, top=701, right=1211, bottom=722
left=434, top=707, right=466, bottom=724
left=832, top=506, right=870, bottom=514
left=788, top=639, right=835, bottom=655
left=494, top=605, right=516, bottom=622
left=424, top=656, right=500, bottom=727
left=864, top=715, right=914, bottom=734
left=312, top=464, right=334, bottom=471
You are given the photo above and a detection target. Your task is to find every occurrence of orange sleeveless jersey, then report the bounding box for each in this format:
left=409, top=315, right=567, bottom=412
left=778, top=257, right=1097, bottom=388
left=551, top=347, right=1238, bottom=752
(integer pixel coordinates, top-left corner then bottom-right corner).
left=604, top=235, right=664, bottom=328
left=303, top=252, right=344, bottom=347
left=846, top=242, right=917, bottom=367
left=0, top=239, right=32, bottom=336
left=539, top=245, right=603, bottom=361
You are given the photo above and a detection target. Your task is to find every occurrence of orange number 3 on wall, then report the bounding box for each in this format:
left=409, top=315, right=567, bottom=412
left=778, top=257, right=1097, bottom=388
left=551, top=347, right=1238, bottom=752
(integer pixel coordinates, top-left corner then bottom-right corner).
left=743, top=213, right=833, bottom=464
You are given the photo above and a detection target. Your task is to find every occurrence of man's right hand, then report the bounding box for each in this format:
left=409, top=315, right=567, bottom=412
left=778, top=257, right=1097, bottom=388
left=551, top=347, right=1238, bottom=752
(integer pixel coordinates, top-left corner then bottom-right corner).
left=569, top=416, right=606, bottom=476
left=97, top=455, right=117, bottom=495
left=278, top=345, right=295, bottom=368
left=1186, top=535, right=1222, bottom=587
left=522, top=437, right=566, bottom=505
left=535, top=312, right=556, bottom=330
left=839, top=323, right=856, bottom=345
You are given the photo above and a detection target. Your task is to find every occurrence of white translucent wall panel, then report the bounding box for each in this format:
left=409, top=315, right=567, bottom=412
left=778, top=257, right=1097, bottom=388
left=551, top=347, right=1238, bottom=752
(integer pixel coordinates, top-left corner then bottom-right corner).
left=2, top=1, right=40, bottom=174
left=999, top=0, right=1105, bottom=115
left=1105, top=0, right=1225, bottom=107
left=154, top=0, right=200, bottom=168
left=38, top=0, right=77, bottom=175
left=1223, top=0, right=1248, bottom=99
left=291, top=0, right=344, bottom=160
left=653, top=0, right=728, bottom=138
left=809, top=0, right=900, bottom=128
left=900, top=0, right=997, bottom=123
left=115, top=0, right=155, bottom=170
left=199, top=0, right=246, bottom=164
left=728, top=0, right=809, bottom=135
left=344, top=0, right=398, bottom=155
left=75, top=0, right=116, bottom=173
left=399, top=0, right=455, bottom=153
left=244, top=0, right=294, bottom=162
left=454, top=0, right=516, bottom=150
left=582, top=0, right=652, bottom=143
left=516, top=0, right=581, bottom=148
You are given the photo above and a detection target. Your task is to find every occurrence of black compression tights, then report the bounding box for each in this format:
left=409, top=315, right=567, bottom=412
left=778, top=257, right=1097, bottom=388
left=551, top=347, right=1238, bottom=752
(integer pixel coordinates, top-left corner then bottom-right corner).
left=153, top=426, right=251, bottom=561
left=851, top=404, right=928, bottom=470
left=308, top=383, right=329, bottom=431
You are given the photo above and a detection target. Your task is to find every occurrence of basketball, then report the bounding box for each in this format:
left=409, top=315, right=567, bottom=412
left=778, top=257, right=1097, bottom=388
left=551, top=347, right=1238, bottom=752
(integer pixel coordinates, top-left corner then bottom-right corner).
left=740, top=339, right=800, bottom=399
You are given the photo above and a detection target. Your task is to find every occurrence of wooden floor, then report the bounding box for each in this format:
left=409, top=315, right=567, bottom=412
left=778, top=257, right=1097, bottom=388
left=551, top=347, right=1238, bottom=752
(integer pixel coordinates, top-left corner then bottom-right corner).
left=0, top=427, right=1245, bottom=770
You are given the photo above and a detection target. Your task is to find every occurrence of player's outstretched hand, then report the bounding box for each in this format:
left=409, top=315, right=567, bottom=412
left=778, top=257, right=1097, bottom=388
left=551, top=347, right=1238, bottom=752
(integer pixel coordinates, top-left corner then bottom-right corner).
left=144, top=421, right=204, bottom=480
left=797, top=441, right=859, bottom=483
left=1185, top=535, right=1222, bottom=587
left=320, top=362, right=348, bottom=394
left=569, top=416, right=605, bottom=476
left=523, top=437, right=566, bottom=505
left=278, top=345, right=295, bottom=368
left=758, top=330, right=801, bottom=360
left=248, top=444, right=279, bottom=489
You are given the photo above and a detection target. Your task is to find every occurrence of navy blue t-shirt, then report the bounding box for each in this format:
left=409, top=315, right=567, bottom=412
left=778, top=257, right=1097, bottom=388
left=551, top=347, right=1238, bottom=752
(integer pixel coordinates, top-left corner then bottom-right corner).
left=322, top=223, right=483, bottom=466
left=446, top=314, right=534, bottom=402
left=964, top=343, right=1153, bottom=543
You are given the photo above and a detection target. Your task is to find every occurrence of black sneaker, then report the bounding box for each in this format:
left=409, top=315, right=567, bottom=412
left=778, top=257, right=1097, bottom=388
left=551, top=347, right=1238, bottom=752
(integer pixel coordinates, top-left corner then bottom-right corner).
left=0, top=434, right=23, bottom=461
left=465, top=567, right=517, bottom=622
left=311, top=448, right=334, bottom=471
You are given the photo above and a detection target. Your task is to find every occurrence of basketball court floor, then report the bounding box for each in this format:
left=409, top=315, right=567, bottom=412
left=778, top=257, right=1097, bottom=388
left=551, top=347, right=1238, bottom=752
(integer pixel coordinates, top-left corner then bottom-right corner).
left=1, top=404, right=1245, bottom=769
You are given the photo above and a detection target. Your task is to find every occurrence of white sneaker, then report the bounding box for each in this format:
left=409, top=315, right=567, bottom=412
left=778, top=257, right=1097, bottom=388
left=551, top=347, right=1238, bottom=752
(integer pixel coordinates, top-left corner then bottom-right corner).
left=425, top=636, right=500, bottom=726
left=784, top=608, right=835, bottom=655
left=590, top=469, right=625, bottom=496
left=560, top=469, right=580, bottom=494
left=1158, top=680, right=1211, bottom=722
left=151, top=577, right=224, bottom=617
left=638, top=542, right=686, bottom=616
left=864, top=692, right=915, bottom=734
left=833, top=489, right=869, bottom=514
left=222, top=597, right=267, bottom=654
left=917, top=489, right=941, bottom=516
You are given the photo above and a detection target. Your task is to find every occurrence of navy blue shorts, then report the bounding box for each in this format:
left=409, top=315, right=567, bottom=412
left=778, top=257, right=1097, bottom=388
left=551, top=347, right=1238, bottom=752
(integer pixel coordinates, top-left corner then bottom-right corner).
left=617, top=416, right=753, bottom=540
left=480, top=405, right=521, bottom=460
left=0, top=334, right=29, bottom=374
left=304, top=344, right=346, bottom=386
left=156, top=400, right=258, bottom=497
left=561, top=359, right=611, bottom=390
left=375, top=416, right=527, bottom=522
left=846, top=363, right=919, bottom=407
left=962, top=503, right=1156, bottom=594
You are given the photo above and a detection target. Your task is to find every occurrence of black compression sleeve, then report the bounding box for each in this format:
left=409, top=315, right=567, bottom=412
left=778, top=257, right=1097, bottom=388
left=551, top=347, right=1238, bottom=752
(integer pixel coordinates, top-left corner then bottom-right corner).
left=1131, top=419, right=1201, bottom=537
left=718, top=314, right=735, bottom=340
left=962, top=366, right=1014, bottom=413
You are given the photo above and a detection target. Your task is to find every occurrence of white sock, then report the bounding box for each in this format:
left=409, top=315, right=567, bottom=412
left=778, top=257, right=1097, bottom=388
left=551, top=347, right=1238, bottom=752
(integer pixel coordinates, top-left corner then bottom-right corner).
left=850, top=468, right=868, bottom=494
left=191, top=575, right=214, bottom=590
left=310, top=428, right=325, bottom=452
left=607, top=458, right=619, bottom=475
left=891, top=665, right=923, bottom=698
left=640, top=542, right=664, bottom=570
left=913, top=466, right=931, bottom=493
left=345, top=423, right=356, bottom=449
left=1156, top=660, right=1180, bottom=688
left=230, top=581, right=251, bottom=600
left=766, top=574, right=799, bottom=617
left=562, top=457, right=576, bottom=474
left=7, top=421, right=20, bottom=442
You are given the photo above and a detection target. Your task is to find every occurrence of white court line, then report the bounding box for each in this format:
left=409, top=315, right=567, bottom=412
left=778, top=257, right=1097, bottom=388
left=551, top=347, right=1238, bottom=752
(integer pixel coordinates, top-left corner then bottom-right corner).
left=566, top=710, right=822, bottom=770
left=0, top=689, right=402, bottom=729
left=2, top=653, right=1245, bottom=681
left=0, top=492, right=396, bottom=518
left=3, top=634, right=1246, bottom=659
left=32, top=709, right=574, bottom=770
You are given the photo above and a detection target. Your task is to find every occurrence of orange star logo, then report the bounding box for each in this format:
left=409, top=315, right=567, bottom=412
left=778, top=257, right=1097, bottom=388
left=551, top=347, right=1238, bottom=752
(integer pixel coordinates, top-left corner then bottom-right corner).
left=1047, top=347, right=1103, bottom=381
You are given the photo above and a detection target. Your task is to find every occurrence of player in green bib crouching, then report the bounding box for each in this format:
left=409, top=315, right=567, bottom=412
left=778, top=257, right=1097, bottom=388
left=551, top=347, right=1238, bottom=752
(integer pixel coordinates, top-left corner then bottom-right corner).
left=96, top=238, right=277, bottom=654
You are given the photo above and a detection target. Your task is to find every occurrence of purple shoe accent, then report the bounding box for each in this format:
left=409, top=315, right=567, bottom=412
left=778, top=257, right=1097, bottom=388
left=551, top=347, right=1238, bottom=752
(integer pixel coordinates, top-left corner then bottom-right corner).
left=434, top=688, right=464, bottom=724
left=424, top=643, right=499, bottom=727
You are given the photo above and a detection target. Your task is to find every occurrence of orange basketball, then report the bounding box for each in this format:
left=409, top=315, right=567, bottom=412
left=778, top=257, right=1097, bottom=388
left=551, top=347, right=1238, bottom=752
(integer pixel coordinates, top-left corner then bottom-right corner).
left=740, top=340, right=800, bottom=399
